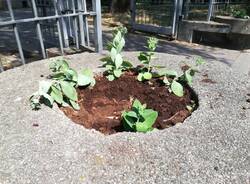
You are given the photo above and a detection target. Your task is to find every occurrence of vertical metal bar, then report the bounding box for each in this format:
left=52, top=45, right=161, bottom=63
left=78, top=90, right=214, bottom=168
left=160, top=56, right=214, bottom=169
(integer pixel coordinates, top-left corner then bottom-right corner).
left=172, top=0, right=178, bottom=36
left=207, top=0, right=214, bottom=21
left=82, top=0, right=90, bottom=46
left=184, top=0, right=190, bottom=19
left=92, top=0, right=103, bottom=53
left=31, top=0, right=47, bottom=59
left=72, top=0, right=79, bottom=49
left=58, top=0, right=69, bottom=48
left=6, top=0, right=25, bottom=65
left=174, top=0, right=183, bottom=38
left=77, top=0, right=86, bottom=46
left=0, top=58, right=3, bottom=72
left=53, top=0, right=64, bottom=54
left=66, top=0, right=73, bottom=38
left=130, top=0, right=136, bottom=27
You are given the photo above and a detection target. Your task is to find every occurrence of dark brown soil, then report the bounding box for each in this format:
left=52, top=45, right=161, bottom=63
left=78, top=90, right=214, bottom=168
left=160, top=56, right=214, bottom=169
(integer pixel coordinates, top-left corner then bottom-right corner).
left=61, top=73, right=197, bottom=135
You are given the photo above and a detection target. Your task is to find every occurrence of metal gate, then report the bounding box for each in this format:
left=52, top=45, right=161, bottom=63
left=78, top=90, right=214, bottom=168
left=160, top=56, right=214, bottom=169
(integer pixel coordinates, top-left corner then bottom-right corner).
left=131, top=0, right=183, bottom=37
left=0, top=0, right=102, bottom=72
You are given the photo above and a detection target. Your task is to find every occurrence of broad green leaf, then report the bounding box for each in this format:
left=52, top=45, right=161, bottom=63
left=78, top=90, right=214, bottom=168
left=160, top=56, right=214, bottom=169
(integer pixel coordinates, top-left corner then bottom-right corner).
left=116, top=37, right=125, bottom=53
left=185, top=70, right=193, bottom=85
left=114, top=69, right=122, bottom=78
left=143, top=72, right=152, bottom=80
left=60, top=81, right=78, bottom=101
left=59, top=59, right=70, bottom=71
left=70, top=100, right=80, bottom=110
left=65, top=68, right=78, bottom=82
left=42, top=93, right=54, bottom=107
left=105, top=64, right=113, bottom=70
left=137, top=73, right=144, bottom=81
left=50, top=85, right=63, bottom=104
left=50, top=72, right=65, bottom=80
left=138, top=52, right=148, bottom=63
left=141, top=109, right=158, bottom=128
left=107, top=74, right=115, bottom=81
left=78, top=74, right=91, bottom=86
left=39, top=81, right=52, bottom=95
left=135, top=123, right=150, bottom=132
left=122, top=115, right=136, bottom=131
left=132, top=99, right=143, bottom=109
left=122, top=60, right=133, bottom=69
left=171, top=81, right=184, bottom=97
left=110, top=48, right=117, bottom=61
left=126, top=111, right=138, bottom=118
left=113, top=31, right=122, bottom=45
left=115, top=54, right=123, bottom=68
left=82, top=68, right=94, bottom=78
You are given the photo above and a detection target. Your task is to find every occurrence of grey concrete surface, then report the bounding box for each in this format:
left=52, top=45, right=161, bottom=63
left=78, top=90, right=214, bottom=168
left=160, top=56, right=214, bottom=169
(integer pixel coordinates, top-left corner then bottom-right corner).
left=0, top=52, right=249, bottom=184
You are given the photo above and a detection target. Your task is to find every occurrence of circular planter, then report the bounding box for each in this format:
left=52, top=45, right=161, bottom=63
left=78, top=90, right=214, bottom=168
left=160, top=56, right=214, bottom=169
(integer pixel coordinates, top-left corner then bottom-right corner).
left=0, top=52, right=249, bottom=183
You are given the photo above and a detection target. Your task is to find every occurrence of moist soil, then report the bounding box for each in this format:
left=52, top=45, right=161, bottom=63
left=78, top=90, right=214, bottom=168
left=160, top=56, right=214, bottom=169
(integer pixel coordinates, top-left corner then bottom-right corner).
left=61, top=72, right=196, bottom=135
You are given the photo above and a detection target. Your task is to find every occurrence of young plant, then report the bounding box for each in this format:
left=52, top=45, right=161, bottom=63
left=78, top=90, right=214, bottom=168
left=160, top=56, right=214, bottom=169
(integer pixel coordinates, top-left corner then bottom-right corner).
left=137, top=37, right=159, bottom=81
left=30, top=58, right=95, bottom=110
left=158, top=57, right=205, bottom=97
left=101, top=26, right=132, bottom=81
left=122, top=99, right=158, bottom=133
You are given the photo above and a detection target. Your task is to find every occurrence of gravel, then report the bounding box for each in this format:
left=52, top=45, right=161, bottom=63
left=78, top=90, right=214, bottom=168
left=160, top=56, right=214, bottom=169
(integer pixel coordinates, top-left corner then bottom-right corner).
left=0, top=52, right=249, bottom=184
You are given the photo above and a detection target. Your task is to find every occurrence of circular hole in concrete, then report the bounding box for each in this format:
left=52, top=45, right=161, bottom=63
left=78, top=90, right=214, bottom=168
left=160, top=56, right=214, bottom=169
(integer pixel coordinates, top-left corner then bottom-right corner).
left=60, top=73, right=198, bottom=135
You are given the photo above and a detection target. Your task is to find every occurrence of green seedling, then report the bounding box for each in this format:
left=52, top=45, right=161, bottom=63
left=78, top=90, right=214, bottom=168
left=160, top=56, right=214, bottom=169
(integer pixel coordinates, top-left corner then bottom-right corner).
left=158, top=57, right=205, bottom=97
left=101, top=26, right=133, bottom=81
left=137, top=37, right=160, bottom=81
left=122, top=99, right=158, bottom=133
left=30, top=58, right=95, bottom=110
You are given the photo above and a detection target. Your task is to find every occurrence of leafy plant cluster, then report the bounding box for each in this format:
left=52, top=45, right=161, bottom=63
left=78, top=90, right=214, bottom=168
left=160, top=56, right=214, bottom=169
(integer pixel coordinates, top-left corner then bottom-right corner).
left=230, top=7, right=249, bottom=19
left=30, top=26, right=203, bottom=134
left=157, top=57, right=205, bottom=97
left=30, top=58, right=95, bottom=110
left=101, top=26, right=132, bottom=81
left=122, top=99, right=158, bottom=133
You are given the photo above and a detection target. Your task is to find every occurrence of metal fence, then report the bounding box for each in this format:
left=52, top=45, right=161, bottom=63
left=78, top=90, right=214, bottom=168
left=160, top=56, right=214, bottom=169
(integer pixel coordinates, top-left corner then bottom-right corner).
left=0, top=0, right=102, bottom=72
left=131, top=0, right=182, bottom=36
left=182, top=0, right=249, bottom=21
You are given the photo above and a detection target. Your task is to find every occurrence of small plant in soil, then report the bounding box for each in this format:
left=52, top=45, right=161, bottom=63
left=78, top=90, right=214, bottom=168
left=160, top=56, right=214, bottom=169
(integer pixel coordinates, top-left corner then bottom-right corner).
left=157, top=56, right=205, bottom=97
left=30, top=58, right=95, bottom=110
left=101, top=26, right=133, bottom=81
left=122, top=99, right=158, bottom=133
left=137, top=37, right=161, bottom=81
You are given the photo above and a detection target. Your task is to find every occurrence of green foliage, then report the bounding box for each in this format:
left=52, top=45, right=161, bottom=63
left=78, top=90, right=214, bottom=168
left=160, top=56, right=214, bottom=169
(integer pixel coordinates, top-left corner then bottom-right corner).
left=101, top=26, right=133, bottom=81
left=158, top=57, right=205, bottom=97
left=122, top=99, right=158, bottom=133
left=230, top=7, right=249, bottom=19
left=137, top=37, right=159, bottom=81
left=30, top=58, right=95, bottom=110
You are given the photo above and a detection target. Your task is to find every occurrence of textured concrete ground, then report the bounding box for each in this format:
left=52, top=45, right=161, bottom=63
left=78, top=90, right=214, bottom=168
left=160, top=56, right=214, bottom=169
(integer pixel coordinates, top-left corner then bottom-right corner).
left=0, top=52, right=250, bottom=184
